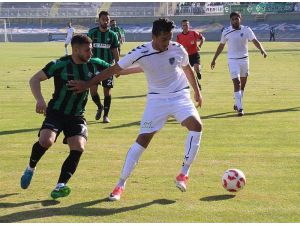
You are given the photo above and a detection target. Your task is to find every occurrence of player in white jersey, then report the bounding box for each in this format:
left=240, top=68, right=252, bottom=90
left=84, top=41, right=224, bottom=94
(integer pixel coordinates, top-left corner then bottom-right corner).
left=68, top=18, right=203, bottom=201
left=65, top=22, right=75, bottom=55
left=211, top=12, right=267, bottom=116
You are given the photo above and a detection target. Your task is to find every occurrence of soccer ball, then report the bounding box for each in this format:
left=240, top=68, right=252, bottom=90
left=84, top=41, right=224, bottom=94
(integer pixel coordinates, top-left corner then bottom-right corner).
left=222, top=169, right=246, bottom=192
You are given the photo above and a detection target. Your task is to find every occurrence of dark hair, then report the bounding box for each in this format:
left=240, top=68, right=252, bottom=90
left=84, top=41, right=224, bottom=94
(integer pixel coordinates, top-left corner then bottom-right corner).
left=181, top=19, right=189, bottom=23
left=110, top=19, right=116, bottom=23
left=71, top=34, right=92, bottom=47
left=152, top=18, right=175, bottom=36
left=99, top=11, right=109, bottom=18
left=230, top=11, right=241, bottom=19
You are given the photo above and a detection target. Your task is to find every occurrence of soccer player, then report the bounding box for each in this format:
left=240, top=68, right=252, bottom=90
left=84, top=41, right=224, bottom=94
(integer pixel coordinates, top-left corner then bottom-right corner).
left=20, top=34, right=110, bottom=199
left=269, top=26, right=275, bottom=41
left=177, top=19, right=205, bottom=89
left=64, top=22, right=75, bottom=56
left=110, top=19, right=123, bottom=54
left=68, top=18, right=203, bottom=201
left=88, top=11, right=120, bottom=123
left=211, top=12, right=267, bottom=116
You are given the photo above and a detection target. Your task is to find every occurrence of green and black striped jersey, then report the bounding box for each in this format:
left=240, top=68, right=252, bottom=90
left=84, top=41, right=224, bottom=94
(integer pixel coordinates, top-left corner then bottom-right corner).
left=87, top=27, right=119, bottom=63
left=110, top=26, right=122, bottom=41
left=42, top=55, right=110, bottom=116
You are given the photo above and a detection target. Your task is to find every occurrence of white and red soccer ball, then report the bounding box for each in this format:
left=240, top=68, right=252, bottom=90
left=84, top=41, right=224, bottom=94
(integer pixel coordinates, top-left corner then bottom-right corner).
left=222, top=169, right=246, bottom=192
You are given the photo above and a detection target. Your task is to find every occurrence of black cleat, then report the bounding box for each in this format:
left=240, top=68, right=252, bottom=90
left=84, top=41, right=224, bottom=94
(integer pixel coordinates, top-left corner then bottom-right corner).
left=95, top=106, right=103, bottom=120
left=233, top=105, right=238, bottom=111
left=237, top=109, right=244, bottom=117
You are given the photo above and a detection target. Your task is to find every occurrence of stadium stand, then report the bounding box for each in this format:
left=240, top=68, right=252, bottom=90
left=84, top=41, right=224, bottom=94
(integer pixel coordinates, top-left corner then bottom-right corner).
left=0, top=2, right=299, bottom=42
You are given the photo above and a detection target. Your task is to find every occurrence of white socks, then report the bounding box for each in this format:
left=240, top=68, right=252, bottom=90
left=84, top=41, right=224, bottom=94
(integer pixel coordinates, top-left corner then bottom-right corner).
left=117, top=142, right=146, bottom=187
left=65, top=47, right=68, bottom=55
left=181, top=131, right=202, bottom=176
left=234, top=91, right=243, bottom=110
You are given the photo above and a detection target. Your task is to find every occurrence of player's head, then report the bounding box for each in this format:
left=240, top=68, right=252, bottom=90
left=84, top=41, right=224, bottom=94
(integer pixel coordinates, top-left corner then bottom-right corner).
left=71, top=34, right=93, bottom=63
left=98, top=11, right=110, bottom=30
left=230, top=12, right=241, bottom=29
left=152, top=18, right=175, bottom=52
left=110, top=19, right=117, bottom=28
left=181, top=19, right=190, bottom=33
left=68, top=22, right=72, bottom=28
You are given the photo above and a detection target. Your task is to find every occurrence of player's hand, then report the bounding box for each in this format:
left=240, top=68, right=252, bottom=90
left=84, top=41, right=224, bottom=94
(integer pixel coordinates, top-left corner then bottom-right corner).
left=194, top=91, right=202, bottom=108
left=67, top=80, right=88, bottom=93
left=211, top=60, right=216, bottom=70
left=261, top=50, right=267, bottom=58
left=36, top=99, right=47, bottom=116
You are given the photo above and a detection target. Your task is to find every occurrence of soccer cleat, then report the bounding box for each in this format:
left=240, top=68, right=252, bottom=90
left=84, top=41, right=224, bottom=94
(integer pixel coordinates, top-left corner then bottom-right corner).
left=95, top=106, right=103, bottom=120
left=233, top=105, right=238, bottom=111
left=175, top=173, right=189, bottom=192
left=103, top=116, right=111, bottom=123
left=108, top=186, right=124, bottom=201
left=20, top=167, right=35, bottom=189
left=237, top=109, right=244, bottom=117
left=197, top=73, right=202, bottom=80
left=51, top=185, right=71, bottom=199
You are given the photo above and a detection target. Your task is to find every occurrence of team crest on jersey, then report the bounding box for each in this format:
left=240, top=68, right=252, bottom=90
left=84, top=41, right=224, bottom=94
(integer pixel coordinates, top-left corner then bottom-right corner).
left=87, top=72, right=93, bottom=78
left=169, top=57, right=175, bottom=65
left=240, top=33, right=244, bottom=37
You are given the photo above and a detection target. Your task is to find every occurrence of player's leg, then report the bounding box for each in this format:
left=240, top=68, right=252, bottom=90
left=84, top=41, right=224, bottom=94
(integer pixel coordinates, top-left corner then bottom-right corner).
left=108, top=132, right=155, bottom=201
left=173, top=93, right=203, bottom=191
left=109, top=97, right=168, bottom=201
left=90, top=85, right=103, bottom=121
left=64, top=39, right=70, bottom=55
left=229, top=60, right=243, bottom=115
left=20, top=114, right=61, bottom=190
left=51, top=117, right=87, bottom=199
left=239, top=60, right=249, bottom=114
left=189, top=53, right=202, bottom=90
left=102, top=76, right=114, bottom=123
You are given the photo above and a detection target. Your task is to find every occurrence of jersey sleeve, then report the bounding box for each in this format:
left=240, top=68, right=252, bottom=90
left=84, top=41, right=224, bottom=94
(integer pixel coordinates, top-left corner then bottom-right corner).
left=220, top=30, right=226, bottom=44
left=87, top=29, right=92, bottom=39
left=110, top=32, right=120, bottom=49
left=42, top=60, right=60, bottom=79
left=195, top=31, right=203, bottom=40
left=117, top=47, right=141, bottom=69
left=93, top=59, right=110, bottom=77
left=247, top=27, right=256, bottom=41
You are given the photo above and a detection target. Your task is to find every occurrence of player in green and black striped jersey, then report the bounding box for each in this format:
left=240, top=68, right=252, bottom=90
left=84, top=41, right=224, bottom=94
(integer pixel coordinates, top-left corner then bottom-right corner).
left=88, top=11, right=120, bottom=123
left=20, top=34, right=110, bottom=199
left=110, top=19, right=123, bottom=54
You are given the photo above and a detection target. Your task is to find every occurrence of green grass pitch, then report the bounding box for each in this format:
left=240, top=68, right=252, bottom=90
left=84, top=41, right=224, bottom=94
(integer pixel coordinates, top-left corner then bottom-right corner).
left=0, top=41, right=299, bottom=222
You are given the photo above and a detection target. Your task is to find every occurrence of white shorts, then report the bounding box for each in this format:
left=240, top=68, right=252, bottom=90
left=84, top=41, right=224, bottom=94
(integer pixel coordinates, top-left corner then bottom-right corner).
left=139, top=90, right=200, bottom=134
left=65, top=37, right=72, bottom=45
left=228, top=59, right=249, bottom=80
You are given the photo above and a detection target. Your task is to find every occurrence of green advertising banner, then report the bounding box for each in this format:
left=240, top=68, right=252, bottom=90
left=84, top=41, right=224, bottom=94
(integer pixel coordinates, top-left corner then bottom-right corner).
left=224, top=3, right=295, bottom=14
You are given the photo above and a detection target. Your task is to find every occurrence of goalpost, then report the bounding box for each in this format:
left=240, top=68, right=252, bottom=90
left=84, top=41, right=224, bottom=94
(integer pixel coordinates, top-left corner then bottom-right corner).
left=0, top=19, right=8, bottom=42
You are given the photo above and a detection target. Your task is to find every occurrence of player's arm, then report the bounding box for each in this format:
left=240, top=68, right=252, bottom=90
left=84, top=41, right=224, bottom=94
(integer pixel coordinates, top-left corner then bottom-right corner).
left=252, top=39, right=267, bottom=58
left=198, top=35, right=205, bottom=49
left=68, top=63, right=123, bottom=93
left=182, top=64, right=202, bottom=108
left=112, top=48, right=120, bottom=62
left=211, top=43, right=225, bottom=70
left=29, top=70, right=48, bottom=115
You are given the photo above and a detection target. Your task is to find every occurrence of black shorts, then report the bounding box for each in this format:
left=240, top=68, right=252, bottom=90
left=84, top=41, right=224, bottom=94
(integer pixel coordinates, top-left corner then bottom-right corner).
left=38, top=112, right=88, bottom=144
left=188, top=52, right=200, bottom=67
left=100, top=76, right=114, bottom=88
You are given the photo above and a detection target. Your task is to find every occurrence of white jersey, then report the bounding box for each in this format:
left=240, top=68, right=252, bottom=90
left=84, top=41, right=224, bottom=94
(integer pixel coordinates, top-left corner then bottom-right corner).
left=118, top=41, right=189, bottom=95
left=66, top=27, right=75, bottom=39
left=220, top=25, right=256, bottom=59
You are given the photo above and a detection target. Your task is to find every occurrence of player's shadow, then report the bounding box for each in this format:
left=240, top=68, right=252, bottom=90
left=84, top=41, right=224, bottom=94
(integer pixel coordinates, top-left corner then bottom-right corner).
left=0, top=198, right=175, bottom=222
left=113, top=94, right=146, bottom=99
left=200, top=194, right=235, bottom=201
left=0, top=128, right=39, bottom=136
left=202, top=107, right=300, bottom=119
